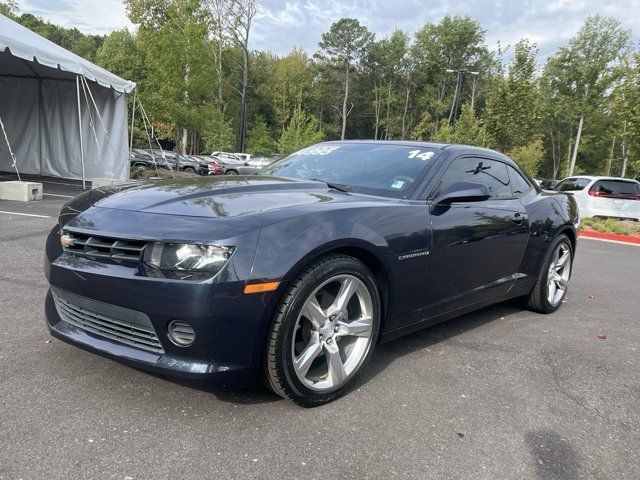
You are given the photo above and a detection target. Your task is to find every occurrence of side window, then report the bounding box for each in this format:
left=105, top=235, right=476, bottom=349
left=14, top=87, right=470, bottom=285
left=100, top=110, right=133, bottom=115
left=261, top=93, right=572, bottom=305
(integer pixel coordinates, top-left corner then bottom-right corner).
left=508, top=166, right=533, bottom=196
left=555, top=178, right=590, bottom=191
left=436, top=157, right=512, bottom=200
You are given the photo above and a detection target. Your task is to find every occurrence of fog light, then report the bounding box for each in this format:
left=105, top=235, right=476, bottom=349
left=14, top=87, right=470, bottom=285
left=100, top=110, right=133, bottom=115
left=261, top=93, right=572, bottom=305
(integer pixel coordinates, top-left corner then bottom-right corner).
left=167, top=320, right=195, bottom=347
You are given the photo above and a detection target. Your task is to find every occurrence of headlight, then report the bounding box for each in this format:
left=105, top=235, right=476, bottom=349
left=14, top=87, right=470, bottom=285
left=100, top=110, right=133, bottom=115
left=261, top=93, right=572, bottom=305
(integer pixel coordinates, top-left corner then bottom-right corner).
left=144, top=242, right=234, bottom=273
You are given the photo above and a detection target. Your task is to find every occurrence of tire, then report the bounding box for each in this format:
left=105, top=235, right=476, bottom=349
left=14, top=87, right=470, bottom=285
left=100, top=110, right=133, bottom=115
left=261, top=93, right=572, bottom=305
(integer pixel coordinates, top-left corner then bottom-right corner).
left=133, top=163, right=147, bottom=171
left=265, top=254, right=381, bottom=407
left=183, top=166, right=195, bottom=174
left=226, top=170, right=238, bottom=175
left=526, top=234, right=573, bottom=313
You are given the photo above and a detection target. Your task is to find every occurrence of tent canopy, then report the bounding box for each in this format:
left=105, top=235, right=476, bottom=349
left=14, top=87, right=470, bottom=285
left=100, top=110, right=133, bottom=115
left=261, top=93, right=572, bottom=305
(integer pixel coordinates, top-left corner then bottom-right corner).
left=0, top=14, right=135, bottom=93
left=0, top=13, right=135, bottom=182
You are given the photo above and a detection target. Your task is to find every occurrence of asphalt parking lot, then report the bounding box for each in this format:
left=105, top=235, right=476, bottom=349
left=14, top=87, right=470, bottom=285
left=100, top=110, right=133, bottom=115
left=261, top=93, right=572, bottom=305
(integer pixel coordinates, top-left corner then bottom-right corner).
left=1, top=186, right=638, bottom=480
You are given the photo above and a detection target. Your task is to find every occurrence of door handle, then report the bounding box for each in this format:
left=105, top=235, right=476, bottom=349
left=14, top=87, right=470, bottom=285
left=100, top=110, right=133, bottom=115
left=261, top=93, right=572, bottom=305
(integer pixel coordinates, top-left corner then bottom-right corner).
left=512, top=213, right=527, bottom=224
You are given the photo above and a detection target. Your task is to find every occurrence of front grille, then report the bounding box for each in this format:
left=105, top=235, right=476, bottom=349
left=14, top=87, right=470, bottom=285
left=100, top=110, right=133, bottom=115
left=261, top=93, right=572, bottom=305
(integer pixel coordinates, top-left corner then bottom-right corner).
left=62, top=231, right=146, bottom=263
left=52, top=288, right=165, bottom=354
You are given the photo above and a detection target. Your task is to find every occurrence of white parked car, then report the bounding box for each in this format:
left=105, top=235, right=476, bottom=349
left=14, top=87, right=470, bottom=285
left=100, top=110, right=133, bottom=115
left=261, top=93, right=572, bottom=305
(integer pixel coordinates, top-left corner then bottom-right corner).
left=246, top=156, right=277, bottom=168
left=552, top=176, right=640, bottom=221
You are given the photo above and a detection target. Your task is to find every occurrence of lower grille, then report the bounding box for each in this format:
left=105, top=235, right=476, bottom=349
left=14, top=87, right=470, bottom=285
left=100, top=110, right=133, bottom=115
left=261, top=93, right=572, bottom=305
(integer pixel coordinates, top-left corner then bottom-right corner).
left=52, top=288, right=165, bottom=354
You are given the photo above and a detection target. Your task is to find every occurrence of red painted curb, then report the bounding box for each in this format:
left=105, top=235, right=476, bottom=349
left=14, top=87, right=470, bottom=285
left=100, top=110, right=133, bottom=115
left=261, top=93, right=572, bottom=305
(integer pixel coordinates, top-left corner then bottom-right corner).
left=579, top=229, right=640, bottom=245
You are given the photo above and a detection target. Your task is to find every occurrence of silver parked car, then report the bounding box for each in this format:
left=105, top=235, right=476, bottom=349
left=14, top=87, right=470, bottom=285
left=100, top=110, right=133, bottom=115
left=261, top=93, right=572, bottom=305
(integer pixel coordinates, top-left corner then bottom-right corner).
left=211, top=156, right=259, bottom=175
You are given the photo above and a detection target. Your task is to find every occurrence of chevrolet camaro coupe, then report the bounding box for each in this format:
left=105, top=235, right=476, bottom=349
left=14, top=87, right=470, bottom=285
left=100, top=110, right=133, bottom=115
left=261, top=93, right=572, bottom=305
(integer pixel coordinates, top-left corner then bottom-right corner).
left=45, top=141, right=579, bottom=406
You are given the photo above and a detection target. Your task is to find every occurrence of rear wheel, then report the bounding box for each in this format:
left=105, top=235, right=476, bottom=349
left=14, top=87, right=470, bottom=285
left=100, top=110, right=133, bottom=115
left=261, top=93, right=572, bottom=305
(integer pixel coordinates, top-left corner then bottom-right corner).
left=526, top=234, right=573, bottom=313
left=265, top=255, right=381, bottom=407
left=226, top=170, right=238, bottom=175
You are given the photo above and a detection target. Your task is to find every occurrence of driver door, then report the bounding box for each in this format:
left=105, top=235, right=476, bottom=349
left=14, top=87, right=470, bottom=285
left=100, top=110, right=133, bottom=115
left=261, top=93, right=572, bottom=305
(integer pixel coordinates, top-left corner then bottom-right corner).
left=425, top=156, right=529, bottom=316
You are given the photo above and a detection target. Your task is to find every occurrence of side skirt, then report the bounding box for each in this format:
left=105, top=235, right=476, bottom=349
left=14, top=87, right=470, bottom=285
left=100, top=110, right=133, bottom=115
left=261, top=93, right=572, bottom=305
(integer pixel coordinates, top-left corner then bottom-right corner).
left=379, top=289, right=522, bottom=344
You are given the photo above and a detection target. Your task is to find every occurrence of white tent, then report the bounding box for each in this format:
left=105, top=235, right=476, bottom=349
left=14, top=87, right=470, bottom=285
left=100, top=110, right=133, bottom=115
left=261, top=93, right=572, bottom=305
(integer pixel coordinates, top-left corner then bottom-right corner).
left=0, top=13, right=136, bottom=184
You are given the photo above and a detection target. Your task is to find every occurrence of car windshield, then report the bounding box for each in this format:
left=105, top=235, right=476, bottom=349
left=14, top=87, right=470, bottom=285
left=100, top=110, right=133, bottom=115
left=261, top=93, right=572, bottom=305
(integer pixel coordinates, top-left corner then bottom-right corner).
left=262, top=143, right=439, bottom=198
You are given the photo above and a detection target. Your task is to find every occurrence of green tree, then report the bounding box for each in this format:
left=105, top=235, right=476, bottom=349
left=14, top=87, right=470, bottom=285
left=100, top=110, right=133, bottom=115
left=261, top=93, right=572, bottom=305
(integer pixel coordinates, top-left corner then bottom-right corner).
left=366, top=30, right=411, bottom=140
left=484, top=40, right=540, bottom=152
left=246, top=115, right=276, bottom=155
left=272, top=48, right=312, bottom=135
left=126, top=0, right=216, bottom=154
left=316, top=18, right=374, bottom=140
left=202, top=109, right=236, bottom=152
left=278, top=107, right=324, bottom=155
left=433, top=104, right=493, bottom=147
left=545, top=15, right=632, bottom=175
left=607, top=53, right=640, bottom=178
left=96, top=29, right=144, bottom=82
left=411, top=15, right=495, bottom=136
left=509, top=138, right=544, bottom=177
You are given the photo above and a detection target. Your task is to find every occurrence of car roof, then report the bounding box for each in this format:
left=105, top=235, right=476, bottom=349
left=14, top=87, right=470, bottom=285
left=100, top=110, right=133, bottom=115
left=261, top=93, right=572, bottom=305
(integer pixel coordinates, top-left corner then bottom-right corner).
left=319, top=140, right=514, bottom=163
left=560, top=175, right=639, bottom=183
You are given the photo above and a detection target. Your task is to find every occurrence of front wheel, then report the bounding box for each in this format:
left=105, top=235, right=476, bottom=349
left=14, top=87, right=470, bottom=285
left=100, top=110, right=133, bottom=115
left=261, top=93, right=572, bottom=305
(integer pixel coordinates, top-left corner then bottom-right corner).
left=265, top=255, right=381, bottom=406
left=526, top=234, right=573, bottom=313
left=226, top=170, right=238, bottom=175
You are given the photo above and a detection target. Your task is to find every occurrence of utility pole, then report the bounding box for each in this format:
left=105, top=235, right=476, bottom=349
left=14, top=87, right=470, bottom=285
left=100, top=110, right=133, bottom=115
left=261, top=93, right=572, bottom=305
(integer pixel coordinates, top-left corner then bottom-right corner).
left=446, top=68, right=479, bottom=128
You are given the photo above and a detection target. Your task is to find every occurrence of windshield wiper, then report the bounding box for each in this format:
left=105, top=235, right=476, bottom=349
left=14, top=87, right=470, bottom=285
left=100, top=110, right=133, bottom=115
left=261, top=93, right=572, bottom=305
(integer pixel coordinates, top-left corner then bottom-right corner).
left=309, top=178, right=352, bottom=192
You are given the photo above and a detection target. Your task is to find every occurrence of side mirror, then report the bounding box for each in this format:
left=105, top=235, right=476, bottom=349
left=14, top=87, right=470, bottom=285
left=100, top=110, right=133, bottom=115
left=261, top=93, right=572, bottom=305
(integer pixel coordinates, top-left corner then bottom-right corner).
left=434, top=181, right=491, bottom=205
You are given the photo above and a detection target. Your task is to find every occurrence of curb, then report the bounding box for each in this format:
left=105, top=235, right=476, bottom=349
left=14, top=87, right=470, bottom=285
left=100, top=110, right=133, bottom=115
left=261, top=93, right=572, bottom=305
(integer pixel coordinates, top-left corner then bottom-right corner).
left=579, top=229, right=640, bottom=246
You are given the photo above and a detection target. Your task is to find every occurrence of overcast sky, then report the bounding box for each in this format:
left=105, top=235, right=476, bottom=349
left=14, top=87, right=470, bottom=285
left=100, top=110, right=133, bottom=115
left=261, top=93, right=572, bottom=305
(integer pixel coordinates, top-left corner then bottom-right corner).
left=17, top=0, right=640, bottom=60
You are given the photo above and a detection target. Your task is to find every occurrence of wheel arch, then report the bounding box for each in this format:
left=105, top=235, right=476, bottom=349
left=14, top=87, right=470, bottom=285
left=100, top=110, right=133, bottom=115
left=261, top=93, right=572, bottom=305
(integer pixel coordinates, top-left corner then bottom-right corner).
left=266, top=240, right=392, bottom=340
left=556, top=225, right=577, bottom=251
left=254, top=241, right=392, bottom=383
left=295, top=242, right=388, bottom=319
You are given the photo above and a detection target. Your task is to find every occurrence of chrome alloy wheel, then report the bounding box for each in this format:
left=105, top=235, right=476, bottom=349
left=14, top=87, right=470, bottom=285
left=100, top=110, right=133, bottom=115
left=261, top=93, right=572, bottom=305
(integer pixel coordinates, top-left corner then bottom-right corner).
left=547, top=242, right=571, bottom=306
left=291, top=274, right=374, bottom=392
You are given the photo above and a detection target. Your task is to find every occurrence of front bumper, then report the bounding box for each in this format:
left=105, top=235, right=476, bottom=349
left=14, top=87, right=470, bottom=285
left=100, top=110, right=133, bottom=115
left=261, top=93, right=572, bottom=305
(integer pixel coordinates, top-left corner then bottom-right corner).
left=44, top=225, right=276, bottom=386
left=46, top=290, right=244, bottom=383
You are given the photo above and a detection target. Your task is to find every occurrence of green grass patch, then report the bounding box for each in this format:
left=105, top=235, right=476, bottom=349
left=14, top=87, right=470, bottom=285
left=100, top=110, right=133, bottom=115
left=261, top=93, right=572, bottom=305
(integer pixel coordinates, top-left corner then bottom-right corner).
left=581, top=217, right=640, bottom=236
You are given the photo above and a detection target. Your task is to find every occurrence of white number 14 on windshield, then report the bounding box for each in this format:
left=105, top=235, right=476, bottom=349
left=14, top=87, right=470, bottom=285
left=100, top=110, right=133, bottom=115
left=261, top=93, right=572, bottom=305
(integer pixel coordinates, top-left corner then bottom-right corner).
left=407, top=150, right=434, bottom=161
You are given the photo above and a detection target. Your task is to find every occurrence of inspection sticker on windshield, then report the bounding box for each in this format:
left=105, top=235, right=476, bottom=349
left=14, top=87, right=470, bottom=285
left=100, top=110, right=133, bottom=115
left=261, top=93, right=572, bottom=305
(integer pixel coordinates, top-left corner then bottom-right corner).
left=297, top=145, right=341, bottom=156
left=391, top=179, right=406, bottom=189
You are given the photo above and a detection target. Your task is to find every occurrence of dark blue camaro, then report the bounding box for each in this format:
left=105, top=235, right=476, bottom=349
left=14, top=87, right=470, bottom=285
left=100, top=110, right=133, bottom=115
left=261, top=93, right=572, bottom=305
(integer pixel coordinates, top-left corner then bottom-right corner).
left=45, top=141, right=579, bottom=406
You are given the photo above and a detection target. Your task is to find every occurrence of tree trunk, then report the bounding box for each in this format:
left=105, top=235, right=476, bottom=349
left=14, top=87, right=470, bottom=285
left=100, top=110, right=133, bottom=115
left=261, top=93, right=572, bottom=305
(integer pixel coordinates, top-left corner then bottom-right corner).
left=373, top=82, right=380, bottom=140
left=401, top=81, right=410, bottom=140
left=605, top=136, right=616, bottom=176
left=239, top=47, right=249, bottom=152
left=181, top=128, right=187, bottom=158
left=549, top=127, right=558, bottom=178
left=568, top=114, right=583, bottom=176
left=470, top=76, right=477, bottom=109
left=385, top=82, right=391, bottom=140
left=621, top=122, right=628, bottom=177
left=341, top=61, right=349, bottom=140
left=217, top=38, right=223, bottom=110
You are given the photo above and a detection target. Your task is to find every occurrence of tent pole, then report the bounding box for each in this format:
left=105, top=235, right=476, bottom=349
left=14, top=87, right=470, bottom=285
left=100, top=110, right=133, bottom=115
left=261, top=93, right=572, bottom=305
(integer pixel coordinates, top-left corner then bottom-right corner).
left=76, top=75, right=86, bottom=189
left=129, top=86, right=137, bottom=151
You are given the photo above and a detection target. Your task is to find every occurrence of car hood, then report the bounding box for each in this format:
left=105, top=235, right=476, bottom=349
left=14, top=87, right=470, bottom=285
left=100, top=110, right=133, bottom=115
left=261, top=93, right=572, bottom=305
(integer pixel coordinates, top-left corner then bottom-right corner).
left=92, top=176, right=361, bottom=218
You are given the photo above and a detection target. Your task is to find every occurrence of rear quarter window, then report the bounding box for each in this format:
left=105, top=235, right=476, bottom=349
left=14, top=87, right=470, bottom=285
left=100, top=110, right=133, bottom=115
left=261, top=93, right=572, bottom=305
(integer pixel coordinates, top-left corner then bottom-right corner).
left=508, top=166, right=533, bottom=196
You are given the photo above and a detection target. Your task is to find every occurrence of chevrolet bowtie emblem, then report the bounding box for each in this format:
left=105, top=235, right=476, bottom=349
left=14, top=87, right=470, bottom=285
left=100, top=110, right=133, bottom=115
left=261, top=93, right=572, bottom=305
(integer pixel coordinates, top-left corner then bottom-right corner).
left=60, top=233, right=74, bottom=248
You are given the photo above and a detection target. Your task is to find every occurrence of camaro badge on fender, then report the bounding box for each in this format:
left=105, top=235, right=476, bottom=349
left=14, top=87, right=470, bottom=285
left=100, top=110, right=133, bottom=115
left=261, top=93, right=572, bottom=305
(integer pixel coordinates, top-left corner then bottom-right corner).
left=398, top=250, right=430, bottom=261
